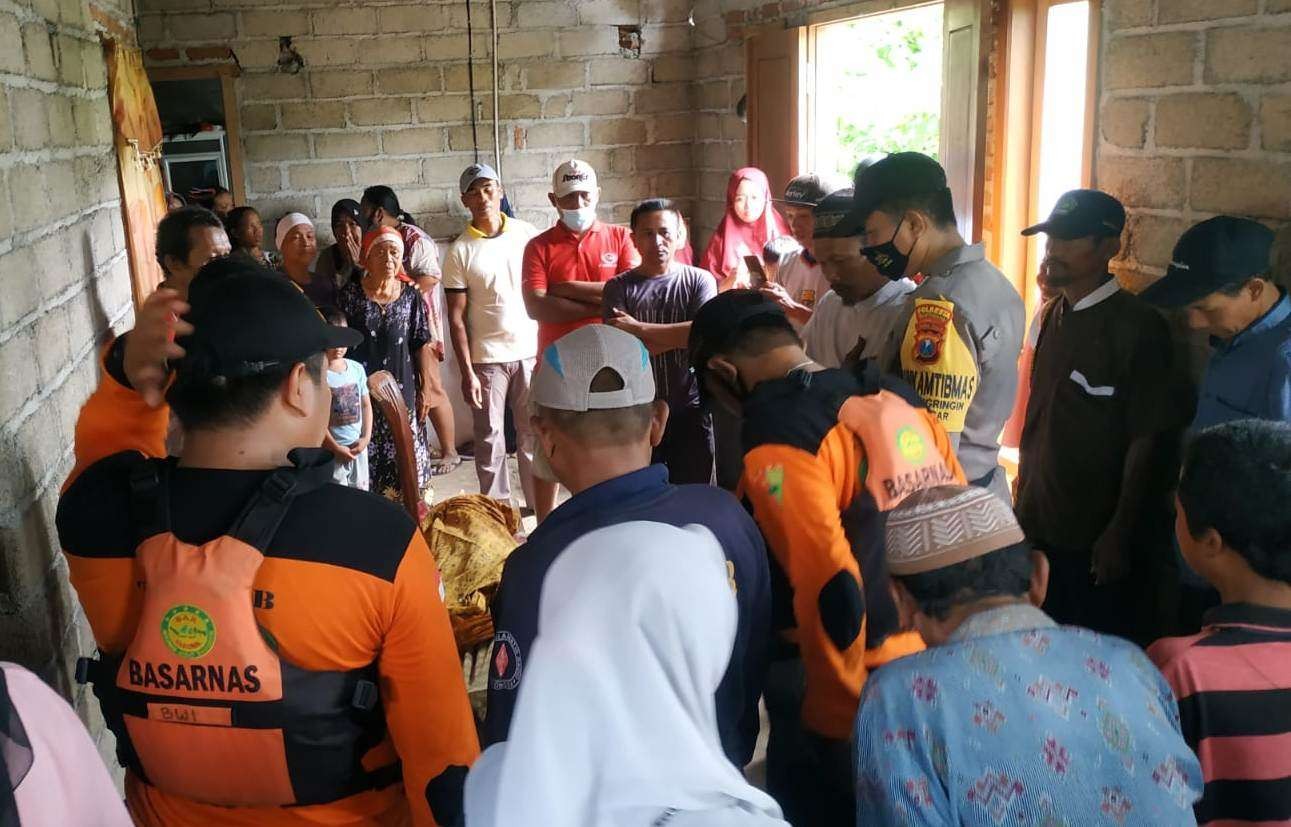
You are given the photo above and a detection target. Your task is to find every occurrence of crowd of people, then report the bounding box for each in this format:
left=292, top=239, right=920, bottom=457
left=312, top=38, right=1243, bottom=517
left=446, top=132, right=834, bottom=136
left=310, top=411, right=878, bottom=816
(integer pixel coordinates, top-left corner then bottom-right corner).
left=11, top=145, right=1286, bottom=827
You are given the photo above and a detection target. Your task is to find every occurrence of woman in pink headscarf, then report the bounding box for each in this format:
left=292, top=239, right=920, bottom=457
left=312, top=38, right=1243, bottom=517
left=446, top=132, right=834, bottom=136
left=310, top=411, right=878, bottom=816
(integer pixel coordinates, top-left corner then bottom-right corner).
left=700, top=167, right=792, bottom=291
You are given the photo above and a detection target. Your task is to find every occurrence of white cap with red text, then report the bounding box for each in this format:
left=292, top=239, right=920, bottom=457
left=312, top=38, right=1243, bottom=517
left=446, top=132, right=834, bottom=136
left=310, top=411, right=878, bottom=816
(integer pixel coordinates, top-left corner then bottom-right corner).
left=551, top=159, right=599, bottom=198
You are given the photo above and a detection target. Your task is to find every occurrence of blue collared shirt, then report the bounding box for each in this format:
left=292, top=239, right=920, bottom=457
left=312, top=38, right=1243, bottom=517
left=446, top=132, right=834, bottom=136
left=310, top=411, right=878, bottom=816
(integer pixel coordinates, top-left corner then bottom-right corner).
left=1192, top=292, right=1291, bottom=431
left=483, top=464, right=771, bottom=766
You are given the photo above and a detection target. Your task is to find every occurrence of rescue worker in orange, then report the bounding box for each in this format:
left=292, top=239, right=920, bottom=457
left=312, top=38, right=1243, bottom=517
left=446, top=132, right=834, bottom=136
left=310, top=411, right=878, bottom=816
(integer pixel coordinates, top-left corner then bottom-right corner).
left=688, top=289, right=966, bottom=825
left=56, top=262, right=479, bottom=826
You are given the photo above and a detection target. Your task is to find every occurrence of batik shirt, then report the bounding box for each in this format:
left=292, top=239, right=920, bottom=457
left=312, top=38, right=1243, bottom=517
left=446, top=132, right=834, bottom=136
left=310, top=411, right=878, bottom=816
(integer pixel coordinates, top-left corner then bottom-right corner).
left=854, top=604, right=1201, bottom=825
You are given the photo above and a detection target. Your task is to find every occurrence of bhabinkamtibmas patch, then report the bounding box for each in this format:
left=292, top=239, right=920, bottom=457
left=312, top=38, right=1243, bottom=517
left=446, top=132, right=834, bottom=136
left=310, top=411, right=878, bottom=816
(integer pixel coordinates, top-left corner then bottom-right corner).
left=900, top=298, right=978, bottom=433
left=161, top=604, right=217, bottom=659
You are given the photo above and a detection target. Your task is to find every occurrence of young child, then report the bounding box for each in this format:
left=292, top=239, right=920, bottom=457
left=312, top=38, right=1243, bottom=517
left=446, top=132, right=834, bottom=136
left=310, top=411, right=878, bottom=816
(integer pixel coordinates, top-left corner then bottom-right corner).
left=1149, top=420, right=1291, bottom=827
left=321, top=307, right=373, bottom=490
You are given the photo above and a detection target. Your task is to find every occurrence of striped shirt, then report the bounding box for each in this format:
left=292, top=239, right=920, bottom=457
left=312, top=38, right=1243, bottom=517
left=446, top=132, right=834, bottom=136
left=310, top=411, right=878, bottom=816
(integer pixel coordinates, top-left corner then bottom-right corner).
left=1149, top=603, right=1291, bottom=825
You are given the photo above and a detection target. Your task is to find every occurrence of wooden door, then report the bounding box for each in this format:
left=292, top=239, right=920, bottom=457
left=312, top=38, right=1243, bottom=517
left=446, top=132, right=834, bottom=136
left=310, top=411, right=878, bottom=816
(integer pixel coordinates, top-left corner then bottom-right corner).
left=940, top=0, right=991, bottom=242
left=746, top=27, right=804, bottom=197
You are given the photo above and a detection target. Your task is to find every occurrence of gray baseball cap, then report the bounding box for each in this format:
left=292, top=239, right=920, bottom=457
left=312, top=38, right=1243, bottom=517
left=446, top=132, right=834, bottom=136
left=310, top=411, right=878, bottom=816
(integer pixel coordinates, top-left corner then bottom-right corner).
left=531, top=325, right=655, bottom=411
left=459, top=162, right=500, bottom=195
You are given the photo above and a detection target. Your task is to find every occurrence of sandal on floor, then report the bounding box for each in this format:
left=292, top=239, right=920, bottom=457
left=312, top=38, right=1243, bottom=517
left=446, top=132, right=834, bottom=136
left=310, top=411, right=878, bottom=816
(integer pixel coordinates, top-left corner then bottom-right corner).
left=430, top=454, right=463, bottom=476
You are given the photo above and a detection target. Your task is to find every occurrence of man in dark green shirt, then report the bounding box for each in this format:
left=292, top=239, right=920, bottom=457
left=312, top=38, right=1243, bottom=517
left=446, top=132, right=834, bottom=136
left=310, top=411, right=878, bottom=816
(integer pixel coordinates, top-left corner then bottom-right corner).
left=1016, top=189, right=1184, bottom=642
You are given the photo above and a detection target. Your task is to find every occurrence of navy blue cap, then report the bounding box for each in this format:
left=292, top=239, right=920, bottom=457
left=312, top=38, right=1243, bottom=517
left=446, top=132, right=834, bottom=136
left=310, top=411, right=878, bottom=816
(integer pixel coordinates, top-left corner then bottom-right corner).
left=851, top=152, right=949, bottom=220
left=1139, top=216, right=1274, bottom=309
left=688, top=289, right=795, bottom=375
left=180, top=262, right=361, bottom=379
left=1022, top=189, right=1125, bottom=240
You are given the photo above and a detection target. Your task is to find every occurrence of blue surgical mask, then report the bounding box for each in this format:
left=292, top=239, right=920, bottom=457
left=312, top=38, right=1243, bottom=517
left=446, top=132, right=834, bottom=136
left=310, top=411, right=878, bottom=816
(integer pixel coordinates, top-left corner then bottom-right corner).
left=560, top=206, right=597, bottom=233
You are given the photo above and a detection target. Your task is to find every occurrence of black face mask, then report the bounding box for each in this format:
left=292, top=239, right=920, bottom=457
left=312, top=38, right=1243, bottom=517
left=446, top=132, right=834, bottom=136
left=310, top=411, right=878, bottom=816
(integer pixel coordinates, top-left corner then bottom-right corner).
left=861, top=218, right=911, bottom=281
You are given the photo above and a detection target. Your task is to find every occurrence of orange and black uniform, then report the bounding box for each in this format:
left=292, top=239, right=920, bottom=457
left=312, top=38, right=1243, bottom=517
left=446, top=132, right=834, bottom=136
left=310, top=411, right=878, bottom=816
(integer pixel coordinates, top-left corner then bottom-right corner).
left=56, top=340, right=479, bottom=826
left=739, top=365, right=966, bottom=740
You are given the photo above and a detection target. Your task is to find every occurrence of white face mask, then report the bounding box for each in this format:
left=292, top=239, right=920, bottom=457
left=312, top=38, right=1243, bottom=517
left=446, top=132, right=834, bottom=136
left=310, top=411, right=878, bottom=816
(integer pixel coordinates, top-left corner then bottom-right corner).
left=559, top=206, right=597, bottom=233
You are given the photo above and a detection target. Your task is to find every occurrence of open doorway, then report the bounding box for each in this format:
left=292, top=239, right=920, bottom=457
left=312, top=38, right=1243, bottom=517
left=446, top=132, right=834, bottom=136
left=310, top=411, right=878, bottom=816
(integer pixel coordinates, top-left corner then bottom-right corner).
left=807, top=3, right=945, bottom=180
left=147, top=66, right=246, bottom=208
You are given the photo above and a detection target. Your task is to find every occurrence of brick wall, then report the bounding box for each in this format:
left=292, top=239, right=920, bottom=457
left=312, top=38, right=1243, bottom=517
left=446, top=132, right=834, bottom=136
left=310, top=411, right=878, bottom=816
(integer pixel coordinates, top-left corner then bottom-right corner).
left=1098, top=0, right=1291, bottom=290
left=138, top=0, right=698, bottom=244
left=0, top=0, right=135, bottom=758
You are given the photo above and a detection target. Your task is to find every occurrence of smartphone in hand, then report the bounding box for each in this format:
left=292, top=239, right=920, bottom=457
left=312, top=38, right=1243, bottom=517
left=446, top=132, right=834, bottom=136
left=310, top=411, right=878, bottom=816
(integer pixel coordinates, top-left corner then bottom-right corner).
left=744, top=255, right=768, bottom=288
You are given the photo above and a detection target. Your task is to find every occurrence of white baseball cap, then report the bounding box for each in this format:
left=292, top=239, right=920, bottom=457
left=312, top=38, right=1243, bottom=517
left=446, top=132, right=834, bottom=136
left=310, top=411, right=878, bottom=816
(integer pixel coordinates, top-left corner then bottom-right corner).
left=551, top=159, right=598, bottom=199
left=531, top=325, right=655, bottom=412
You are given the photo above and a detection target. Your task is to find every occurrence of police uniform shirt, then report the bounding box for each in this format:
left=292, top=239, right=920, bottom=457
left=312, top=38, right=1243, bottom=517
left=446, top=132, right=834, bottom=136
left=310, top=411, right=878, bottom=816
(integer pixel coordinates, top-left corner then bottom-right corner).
left=881, top=244, right=1024, bottom=496
left=1015, top=278, right=1181, bottom=551
left=483, top=464, right=771, bottom=767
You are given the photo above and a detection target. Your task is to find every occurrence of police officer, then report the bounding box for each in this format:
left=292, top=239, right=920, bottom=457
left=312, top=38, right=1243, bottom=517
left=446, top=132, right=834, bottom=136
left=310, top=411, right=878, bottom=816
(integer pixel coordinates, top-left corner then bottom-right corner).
left=852, top=152, right=1025, bottom=503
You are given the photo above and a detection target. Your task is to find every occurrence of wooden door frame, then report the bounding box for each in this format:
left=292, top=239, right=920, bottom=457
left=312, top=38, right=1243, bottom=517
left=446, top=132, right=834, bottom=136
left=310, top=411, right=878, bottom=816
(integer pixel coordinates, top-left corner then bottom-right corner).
left=992, top=0, right=1101, bottom=316
left=146, top=63, right=246, bottom=206
left=746, top=26, right=806, bottom=193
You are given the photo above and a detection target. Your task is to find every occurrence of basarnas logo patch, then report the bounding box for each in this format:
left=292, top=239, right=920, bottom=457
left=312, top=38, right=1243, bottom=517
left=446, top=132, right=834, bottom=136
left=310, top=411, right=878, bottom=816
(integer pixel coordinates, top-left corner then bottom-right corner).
left=161, top=604, right=216, bottom=659
left=896, top=426, right=926, bottom=463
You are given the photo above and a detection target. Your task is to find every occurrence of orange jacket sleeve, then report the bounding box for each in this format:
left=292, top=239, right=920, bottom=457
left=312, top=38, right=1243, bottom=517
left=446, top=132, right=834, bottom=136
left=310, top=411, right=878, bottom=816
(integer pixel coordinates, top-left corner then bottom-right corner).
left=742, top=442, right=866, bottom=741
left=379, top=530, right=480, bottom=826
left=65, top=338, right=169, bottom=491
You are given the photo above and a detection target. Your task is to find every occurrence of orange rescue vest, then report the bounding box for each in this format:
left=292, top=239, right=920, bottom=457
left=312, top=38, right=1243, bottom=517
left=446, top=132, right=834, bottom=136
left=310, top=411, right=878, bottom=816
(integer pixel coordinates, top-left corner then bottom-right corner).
left=76, top=450, right=399, bottom=807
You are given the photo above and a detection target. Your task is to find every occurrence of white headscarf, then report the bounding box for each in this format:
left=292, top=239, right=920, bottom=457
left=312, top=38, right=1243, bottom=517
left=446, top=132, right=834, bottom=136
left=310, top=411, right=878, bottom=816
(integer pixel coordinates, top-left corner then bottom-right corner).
left=274, top=212, right=313, bottom=251
left=464, top=521, right=786, bottom=827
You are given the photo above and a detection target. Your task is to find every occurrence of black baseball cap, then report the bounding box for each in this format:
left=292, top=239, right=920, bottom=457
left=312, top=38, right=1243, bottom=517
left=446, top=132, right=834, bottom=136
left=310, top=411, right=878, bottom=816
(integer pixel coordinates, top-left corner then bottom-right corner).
left=688, top=290, right=796, bottom=375
left=851, top=152, right=949, bottom=221
left=813, top=188, right=863, bottom=239
left=1022, top=189, right=1125, bottom=240
left=179, top=263, right=362, bottom=379
left=780, top=173, right=837, bottom=207
left=1139, top=216, right=1274, bottom=309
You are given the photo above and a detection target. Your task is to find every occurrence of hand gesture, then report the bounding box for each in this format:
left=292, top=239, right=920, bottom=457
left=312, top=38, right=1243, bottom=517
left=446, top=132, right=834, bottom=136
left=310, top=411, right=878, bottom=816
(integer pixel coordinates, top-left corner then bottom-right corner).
left=416, top=389, right=432, bottom=422
left=759, top=281, right=794, bottom=311
left=462, top=370, right=483, bottom=410
left=341, top=233, right=361, bottom=266
left=605, top=307, right=642, bottom=338
left=1091, top=531, right=1131, bottom=586
left=124, top=288, right=192, bottom=408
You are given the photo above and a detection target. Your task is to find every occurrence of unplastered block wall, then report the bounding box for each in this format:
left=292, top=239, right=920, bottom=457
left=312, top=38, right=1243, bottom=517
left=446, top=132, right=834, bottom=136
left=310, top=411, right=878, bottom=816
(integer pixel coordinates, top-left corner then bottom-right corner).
left=138, top=0, right=700, bottom=242
left=1098, top=0, right=1291, bottom=290
left=0, top=0, right=135, bottom=752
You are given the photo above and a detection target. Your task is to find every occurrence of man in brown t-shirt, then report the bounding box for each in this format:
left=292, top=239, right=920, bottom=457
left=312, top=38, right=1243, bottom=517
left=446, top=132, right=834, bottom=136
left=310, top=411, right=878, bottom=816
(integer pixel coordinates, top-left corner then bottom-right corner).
left=1015, top=189, right=1185, bottom=643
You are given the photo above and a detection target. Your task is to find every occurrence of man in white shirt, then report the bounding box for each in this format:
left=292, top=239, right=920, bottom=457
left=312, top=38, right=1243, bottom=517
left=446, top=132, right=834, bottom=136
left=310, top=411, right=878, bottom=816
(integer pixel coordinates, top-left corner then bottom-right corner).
left=761, top=174, right=840, bottom=330
left=444, top=163, right=540, bottom=509
left=802, top=188, right=915, bottom=367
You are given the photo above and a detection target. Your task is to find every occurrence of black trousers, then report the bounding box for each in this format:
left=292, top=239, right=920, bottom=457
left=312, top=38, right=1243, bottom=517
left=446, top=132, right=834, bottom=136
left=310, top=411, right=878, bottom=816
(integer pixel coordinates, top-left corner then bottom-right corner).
left=763, top=656, right=855, bottom=827
left=652, top=406, right=715, bottom=486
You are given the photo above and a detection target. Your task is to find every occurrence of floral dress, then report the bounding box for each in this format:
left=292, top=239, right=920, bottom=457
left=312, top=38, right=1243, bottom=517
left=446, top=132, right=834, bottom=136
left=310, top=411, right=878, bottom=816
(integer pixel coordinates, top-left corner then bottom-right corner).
left=337, top=280, right=431, bottom=502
